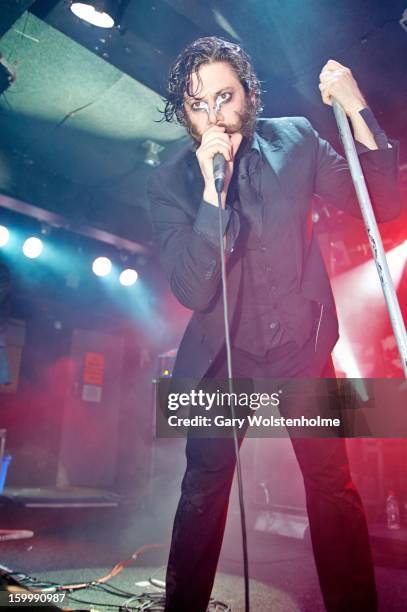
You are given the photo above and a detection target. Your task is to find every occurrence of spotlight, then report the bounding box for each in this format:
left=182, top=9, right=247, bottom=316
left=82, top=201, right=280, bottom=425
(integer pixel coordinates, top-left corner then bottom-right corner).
left=0, top=225, right=9, bottom=247
left=92, top=256, right=112, bottom=276
left=119, top=268, right=138, bottom=286
left=22, top=237, right=43, bottom=259
left=70, top=1, right=117, bottom=28
left=142, top=140, right=164, bottom=167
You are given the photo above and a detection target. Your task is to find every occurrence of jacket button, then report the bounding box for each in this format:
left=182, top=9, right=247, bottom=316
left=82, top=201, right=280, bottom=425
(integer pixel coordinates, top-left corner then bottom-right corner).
left=269, top=322, right=277, bottom=329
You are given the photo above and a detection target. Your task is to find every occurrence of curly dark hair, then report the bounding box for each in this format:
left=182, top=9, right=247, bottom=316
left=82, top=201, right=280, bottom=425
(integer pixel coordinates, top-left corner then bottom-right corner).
left=163, top=36, right=262, bottom=126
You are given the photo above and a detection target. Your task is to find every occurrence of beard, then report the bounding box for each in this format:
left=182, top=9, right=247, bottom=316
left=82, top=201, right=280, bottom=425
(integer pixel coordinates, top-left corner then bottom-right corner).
left=185, top=95, right=257, bottom=145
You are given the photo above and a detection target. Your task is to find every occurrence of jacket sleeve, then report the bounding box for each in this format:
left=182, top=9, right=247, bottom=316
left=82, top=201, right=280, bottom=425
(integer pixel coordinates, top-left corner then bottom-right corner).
left=148, top=173, right=239, bottom=312
left=305, top=119, right=402, bottom=222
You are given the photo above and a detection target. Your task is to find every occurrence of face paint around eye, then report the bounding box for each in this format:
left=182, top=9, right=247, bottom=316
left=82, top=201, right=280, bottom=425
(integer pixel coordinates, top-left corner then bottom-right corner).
left=191, top=101, right=210, bottom=112
left=214, top=92, right=232, bottom=112
left=190, top=92, right=232, bottom=115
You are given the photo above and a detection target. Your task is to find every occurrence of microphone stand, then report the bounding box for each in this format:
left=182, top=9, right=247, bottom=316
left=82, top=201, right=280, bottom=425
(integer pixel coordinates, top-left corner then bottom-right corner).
left=214, top=154, right=250, bottom=612
left=332, top=99, right=407, bottom=379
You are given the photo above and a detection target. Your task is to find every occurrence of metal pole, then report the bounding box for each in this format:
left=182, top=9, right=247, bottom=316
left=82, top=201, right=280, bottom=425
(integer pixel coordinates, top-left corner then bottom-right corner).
left=332, top=100, right=407, bottom=378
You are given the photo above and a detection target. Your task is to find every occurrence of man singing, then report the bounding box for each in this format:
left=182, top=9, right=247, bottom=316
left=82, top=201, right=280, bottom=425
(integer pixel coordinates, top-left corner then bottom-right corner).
left=148, top=37, right=401, bottom=611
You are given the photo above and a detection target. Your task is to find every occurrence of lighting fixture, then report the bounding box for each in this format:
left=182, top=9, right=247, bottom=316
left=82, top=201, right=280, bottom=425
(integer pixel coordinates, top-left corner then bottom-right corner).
left=0, top=226, right=9, bottom=247
left=22, top=237, right=43, bottom=259
left=142, top=140, right=164, bottom=167
left=70, top=1, right=117, bottom=28
left=119, top=268, right=138, bottom=286
left=92, top=256, right=112, bottom=276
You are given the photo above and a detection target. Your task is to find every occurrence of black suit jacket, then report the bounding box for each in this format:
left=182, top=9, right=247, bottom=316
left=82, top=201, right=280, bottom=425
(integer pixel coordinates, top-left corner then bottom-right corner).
left=148, top=117, right=401, bottom=379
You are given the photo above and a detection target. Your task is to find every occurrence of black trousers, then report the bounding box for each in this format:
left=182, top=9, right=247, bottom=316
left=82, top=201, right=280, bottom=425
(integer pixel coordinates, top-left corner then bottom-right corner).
left=164, top=338, right=377, bottom=612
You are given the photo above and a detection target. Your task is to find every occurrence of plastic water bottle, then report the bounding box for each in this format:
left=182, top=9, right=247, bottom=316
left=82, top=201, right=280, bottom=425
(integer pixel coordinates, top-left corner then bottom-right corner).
left=386, top=491, right=401, bottom=530
left=0, top=455, right=12, bottom=493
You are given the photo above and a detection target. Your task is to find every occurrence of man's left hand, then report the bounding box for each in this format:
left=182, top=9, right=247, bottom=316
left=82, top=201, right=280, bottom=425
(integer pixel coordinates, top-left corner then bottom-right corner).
left=319, top=59, right=366, bottom=117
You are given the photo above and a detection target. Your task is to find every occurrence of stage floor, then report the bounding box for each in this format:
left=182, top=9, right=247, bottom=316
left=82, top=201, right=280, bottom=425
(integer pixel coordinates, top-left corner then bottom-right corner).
left=0, top=497, right=407, bottom=611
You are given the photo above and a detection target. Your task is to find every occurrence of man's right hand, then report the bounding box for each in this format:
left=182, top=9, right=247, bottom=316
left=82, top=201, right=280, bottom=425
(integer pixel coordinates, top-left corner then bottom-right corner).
left=196, top=126, right=242, bottom=207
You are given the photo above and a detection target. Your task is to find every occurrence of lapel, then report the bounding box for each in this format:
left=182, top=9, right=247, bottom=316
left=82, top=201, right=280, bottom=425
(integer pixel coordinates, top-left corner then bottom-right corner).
left=254, top=128, right=285, bottom=201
